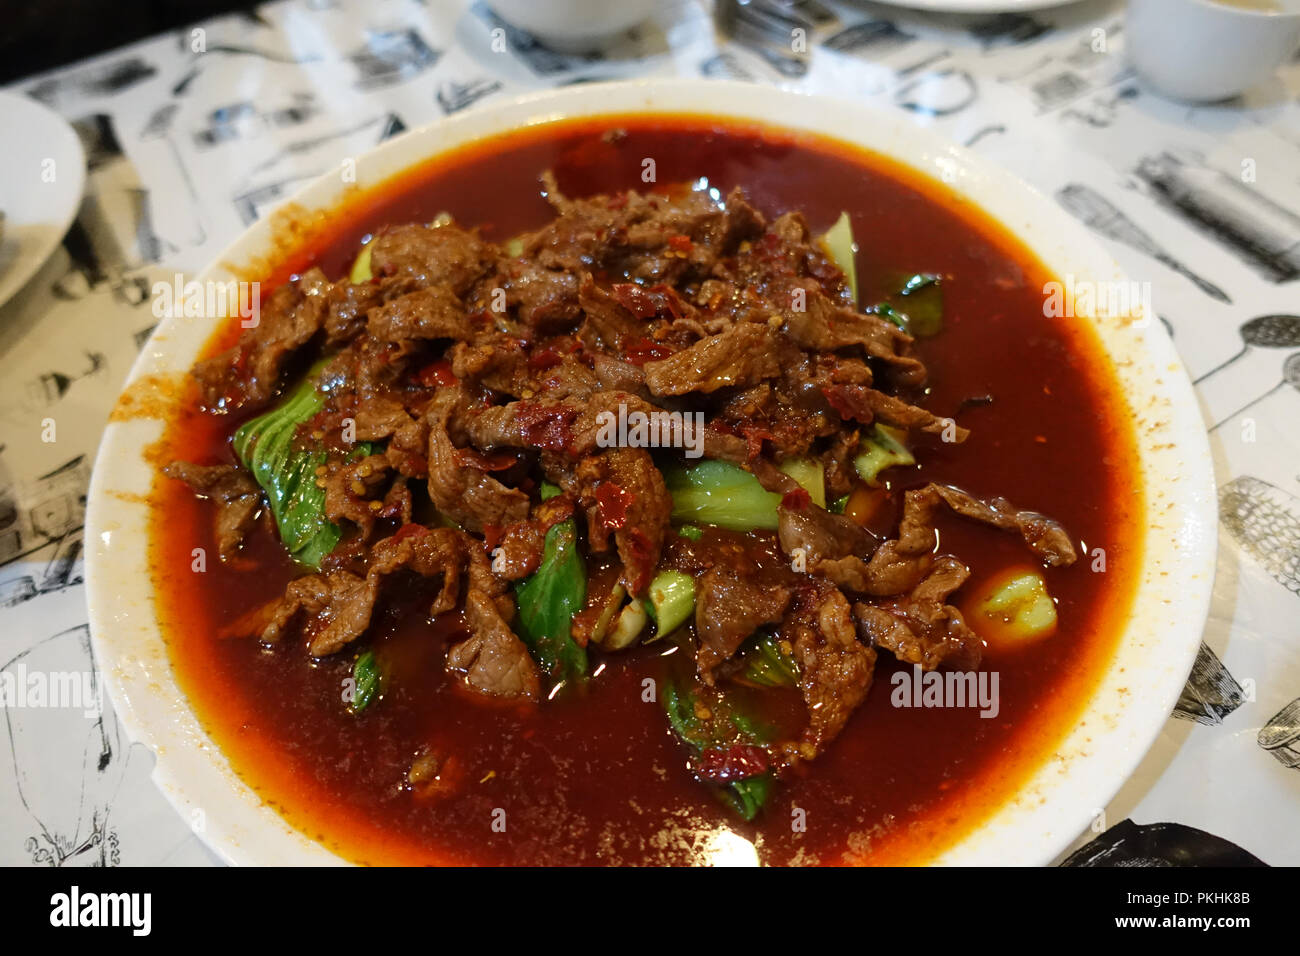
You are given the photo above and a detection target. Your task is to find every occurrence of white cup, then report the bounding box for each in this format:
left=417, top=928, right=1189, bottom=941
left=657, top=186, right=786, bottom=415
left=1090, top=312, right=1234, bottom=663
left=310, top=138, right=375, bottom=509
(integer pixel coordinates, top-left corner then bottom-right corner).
left=487, top=0, right=660, bottom=53
left=1126, top=0, right=1300, bottom=102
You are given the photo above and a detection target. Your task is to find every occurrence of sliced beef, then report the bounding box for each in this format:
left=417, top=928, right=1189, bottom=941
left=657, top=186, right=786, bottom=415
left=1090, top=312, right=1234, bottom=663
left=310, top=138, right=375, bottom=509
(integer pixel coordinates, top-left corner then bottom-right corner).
left=816, top=482, right=1077, bottom=598
left=578, top=275, right=645, bottom=352
left=777, top=502, right=877, bottom=566
left=486, top=495, right=574, bottom=582
left=853, top=556, right=982, bottom=671
left=192, top=269, right=330, bottom=412
left=642, top=321, right=786, bottom=396
left=778, top=585, right=875, bottom=763
left=353, top=395, right=430, bottom=478
left=821, top=383, right=969, bottom=441
left=693, top=566, right=793, bottom=681
left=446, top=590, right=540, bottom=700
left=426, top=390, right=530, bottom=531
left=930, top=484, right=1077, bottom=565
left=494, top=258, right=581, bottom=331
left=258, top=570, right=369, bottom=647
left=321, top=453, right=391, bottom=539
left=449, top=336, right=530, bottom=396
left=163, top=462, right=262, bottom=559
left=570, top=447, right=672, bottom=595
left=368, top=223, right=495, bottom=295
left=783, top=291, right=926, bottom=387
left=367, top=286, right=478, bottom=344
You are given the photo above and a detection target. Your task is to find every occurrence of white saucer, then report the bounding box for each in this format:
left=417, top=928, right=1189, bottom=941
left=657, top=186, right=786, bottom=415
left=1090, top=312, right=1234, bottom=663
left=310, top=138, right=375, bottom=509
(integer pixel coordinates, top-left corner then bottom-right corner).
left=0, top=91, right=87, bottom=309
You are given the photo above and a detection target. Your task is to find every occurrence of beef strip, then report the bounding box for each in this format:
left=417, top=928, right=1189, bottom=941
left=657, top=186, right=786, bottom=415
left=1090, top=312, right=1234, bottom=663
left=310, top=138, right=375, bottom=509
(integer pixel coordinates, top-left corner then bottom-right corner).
left=777, top=502, right=877, bottom=567
left=446, top=590, right=540, bottom=700
left=487, top=495, right=575, bottom=581
left=426, top=390, right=531, bottom=531
left=367, top=286, right=478, bottom=344
left=642, top=321, right=786, bottom=396
left=192, top=268, right=331, bottom=412
left=570, top=447, right=672, bottom=595
left=853, top=556, right=982, bottom=671
left=321, top=453, right=393, bottom=539
left=693, top=565, right=793, bottom=682
left=368, top=223, right=495, bottom=296
left=778, top=585, right=876, bottom=763
left=163, top=462, right=262, bottom=559
left=816, top=482, right=1076, bottom=598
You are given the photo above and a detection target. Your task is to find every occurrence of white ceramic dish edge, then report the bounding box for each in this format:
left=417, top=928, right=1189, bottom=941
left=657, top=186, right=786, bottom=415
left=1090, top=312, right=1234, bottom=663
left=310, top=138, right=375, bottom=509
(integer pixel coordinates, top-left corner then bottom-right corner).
left=85, top=79, right=1218, bottom=867
left=0, top=91, right=87, bottom=309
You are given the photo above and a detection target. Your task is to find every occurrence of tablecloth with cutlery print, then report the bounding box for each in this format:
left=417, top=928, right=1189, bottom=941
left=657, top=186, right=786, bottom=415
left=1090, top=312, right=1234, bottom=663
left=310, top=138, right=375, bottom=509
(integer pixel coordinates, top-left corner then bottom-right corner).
left=0, top=0, right=1295, bottom=867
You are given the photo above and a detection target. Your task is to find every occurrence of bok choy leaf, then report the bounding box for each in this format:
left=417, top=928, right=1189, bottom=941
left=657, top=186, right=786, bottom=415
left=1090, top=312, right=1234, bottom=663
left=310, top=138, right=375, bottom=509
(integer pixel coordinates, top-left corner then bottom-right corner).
left=819, top=211, right=859, bottom=304
left=514, top=516, right=588, bottom=684
left=662, top=680, right=776, bottom=822
left=664, top=458, right=824, bottom=531
left=233, top=359, right=340, bottom=569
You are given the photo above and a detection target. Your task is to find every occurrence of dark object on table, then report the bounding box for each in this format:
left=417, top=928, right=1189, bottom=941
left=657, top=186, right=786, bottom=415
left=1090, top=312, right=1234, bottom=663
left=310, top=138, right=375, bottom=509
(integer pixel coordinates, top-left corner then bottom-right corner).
left=1, top=0, right=255, bottom=85
left=1062, top=819, right=1267, bottom=867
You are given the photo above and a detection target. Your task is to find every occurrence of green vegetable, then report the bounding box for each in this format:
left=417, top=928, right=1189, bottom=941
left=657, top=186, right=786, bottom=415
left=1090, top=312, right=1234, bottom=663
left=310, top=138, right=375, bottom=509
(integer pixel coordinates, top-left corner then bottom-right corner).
left=778, top=457, right=825, bottom=509
left=505, top=237, right=525, bottom=257
left=606, top=600, right=647, bottom=650
left=739, top=633, right=800, bottom=688
left=349, top=241, right=373, bottom=283
left=874, top=303, right=907, bottom=329
left=896, top=273, right=944, bottom=337
left=677, top=525, right=703, bottom=541
left=819, top=211, right=859, bottom=304
left=724, top=776, right=773, bottom=821
left=873, top=274, right=944, bottom=337
left=853, top=424, right=915, bottom=487
left=645, top=570, right=695, bottom=639
left=665, top=458, right=825, bottom=531
left=662, top=680, right=775, bottom=822
left=830, top=495, right=849, bottom=514
left=665, top=460, right=781, bottom=531
left=974, top=569, right=1058, bottom=645
left=233, top=359, right=340, bottom=568
left=514, top=518, right=588, bottom=683
left=351, top=650, right=381, bottom=713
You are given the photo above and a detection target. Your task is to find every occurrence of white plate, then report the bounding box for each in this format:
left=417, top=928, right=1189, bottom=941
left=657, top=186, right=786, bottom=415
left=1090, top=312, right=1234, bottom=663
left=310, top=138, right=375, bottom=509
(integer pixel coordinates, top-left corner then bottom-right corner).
left=85, top=79, right=1217, bottom=866
left=867, top=0, right=1081, bottom=13
left=0, top=92, right=86, bottom=309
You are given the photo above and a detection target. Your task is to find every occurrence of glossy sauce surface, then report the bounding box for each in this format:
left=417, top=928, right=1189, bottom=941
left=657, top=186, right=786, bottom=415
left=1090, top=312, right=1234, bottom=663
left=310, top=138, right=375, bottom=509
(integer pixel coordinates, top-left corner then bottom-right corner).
left=151, top=117, right=1141, bottom=865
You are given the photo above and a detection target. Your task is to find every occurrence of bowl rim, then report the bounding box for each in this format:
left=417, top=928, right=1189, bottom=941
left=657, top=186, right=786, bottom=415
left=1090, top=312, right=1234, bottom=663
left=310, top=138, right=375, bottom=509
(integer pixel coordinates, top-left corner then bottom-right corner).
left=85, top=77, right=1218, bottom=867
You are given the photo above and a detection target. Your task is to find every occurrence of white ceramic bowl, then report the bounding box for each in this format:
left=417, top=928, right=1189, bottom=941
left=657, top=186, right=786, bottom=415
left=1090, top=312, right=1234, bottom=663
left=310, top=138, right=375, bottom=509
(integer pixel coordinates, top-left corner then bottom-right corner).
left=85, top=79, right=1218, bottom=866
left=1127, top=0, right=1300, bottom=102
left=486, top=0, right=659, bottom=52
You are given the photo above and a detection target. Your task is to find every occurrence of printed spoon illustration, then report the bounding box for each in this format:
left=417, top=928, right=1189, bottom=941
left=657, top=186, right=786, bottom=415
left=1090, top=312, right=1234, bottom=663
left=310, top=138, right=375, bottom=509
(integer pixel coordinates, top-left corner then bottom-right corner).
left=1209, top=351, right=1300, bottom=430
left=1056, top=184, right=1232, bottom=304
left=1193, top=314, right=1300, bottom=383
